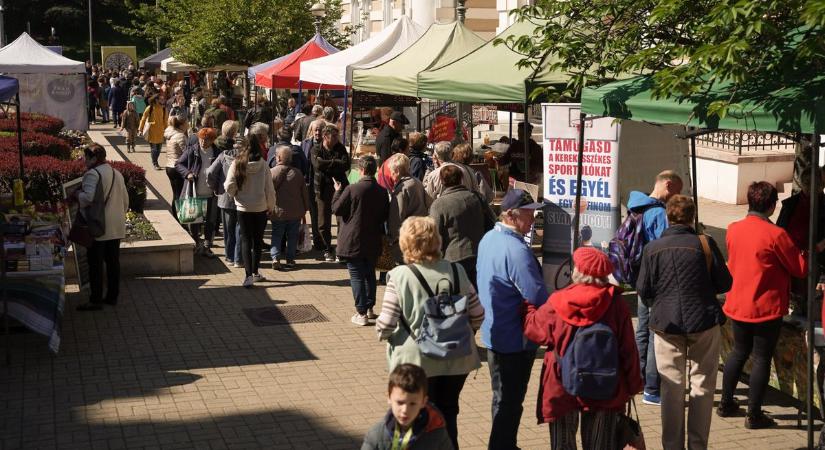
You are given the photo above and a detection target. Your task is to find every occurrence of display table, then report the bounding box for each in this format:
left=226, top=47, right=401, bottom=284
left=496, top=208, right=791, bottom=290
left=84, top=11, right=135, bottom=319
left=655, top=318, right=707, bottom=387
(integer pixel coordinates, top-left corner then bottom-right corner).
left=3, top=267, right=65, bottom=353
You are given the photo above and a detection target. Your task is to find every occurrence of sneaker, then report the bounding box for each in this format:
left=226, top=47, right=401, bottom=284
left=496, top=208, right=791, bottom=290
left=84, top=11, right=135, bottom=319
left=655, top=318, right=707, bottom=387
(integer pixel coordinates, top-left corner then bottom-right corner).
left=272, top=260, right=282, bottom=270
left=366, top=307, right=378, bottom=320
left=324, top=251, right=335, bottom=262
left=152, top=163, right=161, bottom=170
left=242, top=276, right=254, bottom=288
left=745, top=410, right=776, bottom=429
left=717, top=399, right=741, bottom=418
left=252, top=273, right=266, bottom=283
left=351, top=313, right=369, bottom=326
left=285, top=260, right=296, bottom=269
left=233, top=261, right=243, bottom=268
left=642, top=392, right=661, bottom=406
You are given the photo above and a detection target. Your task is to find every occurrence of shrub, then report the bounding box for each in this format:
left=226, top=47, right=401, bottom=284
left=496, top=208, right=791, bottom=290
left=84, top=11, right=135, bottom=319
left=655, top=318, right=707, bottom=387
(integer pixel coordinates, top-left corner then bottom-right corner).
left=0, top=154, right=147, bottom=211
left=0, top=113, right=64, bottom=135
left=0, top=131, right=72, bottom=159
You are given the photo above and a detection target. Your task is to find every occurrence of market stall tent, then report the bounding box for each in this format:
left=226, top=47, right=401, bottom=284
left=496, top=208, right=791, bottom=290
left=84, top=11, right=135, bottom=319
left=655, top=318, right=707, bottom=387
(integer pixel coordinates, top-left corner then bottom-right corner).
left=254, top=34, right=340, bottom=89
left=248, top=54, right=289, bottom=81
left=0, top=33, right=87, bottom=130
left=418, top=19, right=564, bottom=103
left=352, top=20, right=486, bottom=97
left=139, top=47, right=172, bottom=71
left=160, top=56, right=247, bottom=73
left=300, top=15, right=426, bottom=87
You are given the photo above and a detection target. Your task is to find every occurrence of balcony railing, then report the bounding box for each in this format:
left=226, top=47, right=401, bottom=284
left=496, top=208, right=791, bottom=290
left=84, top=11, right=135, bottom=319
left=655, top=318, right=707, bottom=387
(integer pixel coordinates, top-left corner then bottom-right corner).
left=695, top=130, right=796, bottom=155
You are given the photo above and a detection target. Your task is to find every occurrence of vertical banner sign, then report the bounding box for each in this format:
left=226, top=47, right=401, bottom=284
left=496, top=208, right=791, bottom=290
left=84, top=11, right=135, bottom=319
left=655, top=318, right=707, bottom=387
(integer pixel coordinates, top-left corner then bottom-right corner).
left=13, top=73, right=86, bottom=130
left=541, top=103, right=621, bottom=291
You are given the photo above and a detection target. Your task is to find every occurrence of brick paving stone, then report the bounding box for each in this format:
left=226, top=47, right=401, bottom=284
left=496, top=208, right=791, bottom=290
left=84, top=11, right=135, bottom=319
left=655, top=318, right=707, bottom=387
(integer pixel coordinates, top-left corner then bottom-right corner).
left=0, top=124, right=815, bottom=449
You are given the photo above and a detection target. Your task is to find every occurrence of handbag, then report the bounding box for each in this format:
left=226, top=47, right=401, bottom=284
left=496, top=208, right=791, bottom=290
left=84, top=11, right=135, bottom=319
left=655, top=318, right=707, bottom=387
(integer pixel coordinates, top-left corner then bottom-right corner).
left=140, top=104, right=154, bottom=139
left=297, top=222, right=312, bottom=253
left=616, top=399, right=646, bottom=450
left=68, top=214, right=95, bottom=248
left=375, top=235, right=396, bottom=271
left=175, top=179, right=208, bottom=224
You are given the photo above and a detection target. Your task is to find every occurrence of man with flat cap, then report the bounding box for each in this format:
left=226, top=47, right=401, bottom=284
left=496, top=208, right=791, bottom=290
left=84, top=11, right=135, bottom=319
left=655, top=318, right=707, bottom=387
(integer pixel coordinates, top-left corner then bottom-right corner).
left=376, top=111, right=408, bottom=164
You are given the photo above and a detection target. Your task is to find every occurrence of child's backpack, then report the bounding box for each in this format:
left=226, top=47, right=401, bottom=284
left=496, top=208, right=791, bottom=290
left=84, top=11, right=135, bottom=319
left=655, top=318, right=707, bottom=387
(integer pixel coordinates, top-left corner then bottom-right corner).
left=399, top=264, right=474, bottom=360
left=556, top=310, right=619, bottom=400
left=607, top=204, right=661, bottom=284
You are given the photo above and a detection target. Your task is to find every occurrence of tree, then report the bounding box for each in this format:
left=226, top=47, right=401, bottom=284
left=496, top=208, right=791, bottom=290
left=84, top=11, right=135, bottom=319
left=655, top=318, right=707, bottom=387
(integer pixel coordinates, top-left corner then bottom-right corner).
left=120, top=0, right=349, bottom=67
left=504, top=0, right=825, bottom=118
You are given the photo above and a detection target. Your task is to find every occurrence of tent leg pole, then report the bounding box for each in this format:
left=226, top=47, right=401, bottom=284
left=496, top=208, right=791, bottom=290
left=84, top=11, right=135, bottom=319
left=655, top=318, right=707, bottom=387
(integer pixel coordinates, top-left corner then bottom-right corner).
left=523, top=103, right=529, bottom=180
left=16, top=92, right=22, bottom=179
left=343, top=89, right=348, bottom=147
left=270, top=89, right=275, bottom=141
left=807, top=131, right=821, bottom=449
left=572, top=112, right=586, bottom=252
left=417, top=102, right=421, bottom=132
left=509, top=111, right=513, bottom=141
left=297, top=81, right=303, bottom=110
left=691, top=134, right=699, bottom=229
left=349, top=90, right=356, bottom=158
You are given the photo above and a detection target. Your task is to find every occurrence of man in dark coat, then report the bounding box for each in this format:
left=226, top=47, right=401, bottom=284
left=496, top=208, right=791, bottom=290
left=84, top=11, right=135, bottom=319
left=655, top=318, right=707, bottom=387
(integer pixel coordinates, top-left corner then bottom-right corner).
left=108, top=81, right=128, bottom=129
left=332, top=155, right=389, bottom=325
left=244, top=97, right=274, bottom=134
left=311, top=125, right=350, bottom=261
left=375, top=111, right=408, bottom=164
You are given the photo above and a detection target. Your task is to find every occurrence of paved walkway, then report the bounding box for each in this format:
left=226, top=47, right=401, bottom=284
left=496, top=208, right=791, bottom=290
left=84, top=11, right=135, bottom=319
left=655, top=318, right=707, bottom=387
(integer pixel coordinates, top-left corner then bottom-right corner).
left=0, top=124, right=816, bottom=449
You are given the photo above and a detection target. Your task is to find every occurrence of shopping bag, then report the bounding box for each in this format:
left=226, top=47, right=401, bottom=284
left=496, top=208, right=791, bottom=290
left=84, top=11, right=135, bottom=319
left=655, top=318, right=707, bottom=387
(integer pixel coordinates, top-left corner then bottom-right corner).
left=375, top=235, right=396, bottom=271
left=616, top=399, right=646, bottom=450
left=297, top=223, right=312, bottom=253
left=175, top=180, right=208, bottom=224
left=68, top=214, right=95, bottom=248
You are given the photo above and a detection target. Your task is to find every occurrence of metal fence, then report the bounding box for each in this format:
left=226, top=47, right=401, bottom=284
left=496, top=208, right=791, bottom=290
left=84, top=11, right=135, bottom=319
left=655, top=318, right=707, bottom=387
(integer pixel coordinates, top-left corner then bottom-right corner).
left=695, top=130, right=796, bottom=155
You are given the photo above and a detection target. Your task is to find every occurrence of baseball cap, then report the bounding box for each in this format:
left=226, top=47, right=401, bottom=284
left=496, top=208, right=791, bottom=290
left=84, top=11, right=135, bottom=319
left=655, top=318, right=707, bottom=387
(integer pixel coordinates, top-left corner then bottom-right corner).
left=500, top=189, right=543, bottom=211
left=390, top=111, right=409, bottom=124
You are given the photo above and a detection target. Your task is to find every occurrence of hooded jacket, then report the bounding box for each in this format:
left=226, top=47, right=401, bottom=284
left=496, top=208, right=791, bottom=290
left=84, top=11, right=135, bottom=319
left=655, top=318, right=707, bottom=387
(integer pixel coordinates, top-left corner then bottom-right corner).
left=164, top=127, right=188, bottom=169
left=224, top=159, right=276, bottom=213
left=206, top=141, right=237, bottom=210
left=361, top=404, right=453, bottom=450
left=626, top=191, right=667, bottom=244
left=523, top=284, right=643, bottom=423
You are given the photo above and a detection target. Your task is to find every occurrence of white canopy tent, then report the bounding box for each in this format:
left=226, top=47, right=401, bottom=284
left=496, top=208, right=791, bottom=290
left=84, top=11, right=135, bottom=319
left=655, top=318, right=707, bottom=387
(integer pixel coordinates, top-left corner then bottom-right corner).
left=299, top=16, right=426, bottom=86
left=160, top=56, right=247, bottom=73
left=0, top=33, right=87, bottom=130
left=0, top=32, right=85, bottom=73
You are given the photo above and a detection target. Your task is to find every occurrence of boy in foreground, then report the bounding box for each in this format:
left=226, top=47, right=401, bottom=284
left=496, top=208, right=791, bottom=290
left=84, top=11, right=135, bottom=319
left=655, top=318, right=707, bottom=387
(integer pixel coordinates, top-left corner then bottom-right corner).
left=362, top=364, right=454, bottom=450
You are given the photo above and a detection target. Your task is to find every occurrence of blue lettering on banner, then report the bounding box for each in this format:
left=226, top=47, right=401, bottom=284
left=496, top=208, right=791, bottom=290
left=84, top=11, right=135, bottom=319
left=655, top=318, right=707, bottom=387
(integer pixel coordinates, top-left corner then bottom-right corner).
left=568, top=179, right=610, bottom=199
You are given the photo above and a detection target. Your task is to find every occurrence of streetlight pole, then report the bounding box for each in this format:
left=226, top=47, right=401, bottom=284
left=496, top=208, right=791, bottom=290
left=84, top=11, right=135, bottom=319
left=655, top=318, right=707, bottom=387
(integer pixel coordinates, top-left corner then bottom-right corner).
left=88, top=0, right=93, bottom=65
left=310, top=2, right=326, bottom=35
left=155, top=0, right=160, bottom=52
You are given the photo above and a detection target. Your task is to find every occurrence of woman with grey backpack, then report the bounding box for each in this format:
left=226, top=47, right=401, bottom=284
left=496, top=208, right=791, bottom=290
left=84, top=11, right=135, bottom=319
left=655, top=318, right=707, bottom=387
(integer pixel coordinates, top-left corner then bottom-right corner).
left=375, top=216, right=484, bottom=450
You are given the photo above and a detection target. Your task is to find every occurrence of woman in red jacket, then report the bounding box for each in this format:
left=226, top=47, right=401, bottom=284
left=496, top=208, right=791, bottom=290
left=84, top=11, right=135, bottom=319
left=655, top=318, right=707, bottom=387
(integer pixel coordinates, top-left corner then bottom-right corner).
left=721, top=181, right=807, bottom=429
left=523, top=247, right=642, bottom=449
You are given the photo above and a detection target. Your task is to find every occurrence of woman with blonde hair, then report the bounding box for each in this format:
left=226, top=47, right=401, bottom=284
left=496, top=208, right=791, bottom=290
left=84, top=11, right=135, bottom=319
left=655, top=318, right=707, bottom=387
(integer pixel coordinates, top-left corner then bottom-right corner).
left=376, top=216, right=484, bottom=450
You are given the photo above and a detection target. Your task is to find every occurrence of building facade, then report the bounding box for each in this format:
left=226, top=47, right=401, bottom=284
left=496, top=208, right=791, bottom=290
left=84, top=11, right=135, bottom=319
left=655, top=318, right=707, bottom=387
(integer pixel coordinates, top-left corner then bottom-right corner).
left=339, top=0, right=532, bottom=43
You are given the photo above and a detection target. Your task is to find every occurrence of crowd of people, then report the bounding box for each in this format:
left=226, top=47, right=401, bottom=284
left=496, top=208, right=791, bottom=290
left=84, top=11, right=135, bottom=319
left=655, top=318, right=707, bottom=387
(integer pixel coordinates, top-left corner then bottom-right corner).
left=77, top=64, right=823, bottom=448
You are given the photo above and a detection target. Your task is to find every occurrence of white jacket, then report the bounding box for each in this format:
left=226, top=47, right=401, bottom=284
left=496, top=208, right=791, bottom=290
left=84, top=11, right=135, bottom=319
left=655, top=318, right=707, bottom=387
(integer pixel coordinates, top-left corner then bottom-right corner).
left=224, top=159, right=275, bottom=213
left=78, top=163, right=129, bottom=241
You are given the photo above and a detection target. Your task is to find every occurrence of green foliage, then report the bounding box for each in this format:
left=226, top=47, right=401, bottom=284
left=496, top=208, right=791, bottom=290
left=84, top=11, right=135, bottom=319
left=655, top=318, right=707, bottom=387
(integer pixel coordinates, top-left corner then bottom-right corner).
left=507, top=0, right=825, bottom=113
left=120, top=0, right=349, bottom=67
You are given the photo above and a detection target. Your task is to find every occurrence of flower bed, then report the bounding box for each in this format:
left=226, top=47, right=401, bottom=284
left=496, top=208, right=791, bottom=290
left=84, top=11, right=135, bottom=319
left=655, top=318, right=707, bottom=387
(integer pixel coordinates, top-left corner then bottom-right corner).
left=0, top=153, right=147, bottom=211
left=0, top=131, right=72, bottom=159
left=0, top=113, right=64, bottom=135
left=125, top=211, right=160, bottom=242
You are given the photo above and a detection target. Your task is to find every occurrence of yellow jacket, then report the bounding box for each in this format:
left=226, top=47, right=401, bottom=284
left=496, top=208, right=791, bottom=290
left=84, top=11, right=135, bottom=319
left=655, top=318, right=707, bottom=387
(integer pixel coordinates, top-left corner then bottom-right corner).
left=139, top=104, right=168, bottom=144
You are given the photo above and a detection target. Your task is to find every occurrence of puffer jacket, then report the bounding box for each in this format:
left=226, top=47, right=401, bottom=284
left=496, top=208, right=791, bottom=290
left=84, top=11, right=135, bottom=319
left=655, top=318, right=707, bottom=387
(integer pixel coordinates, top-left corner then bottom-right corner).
left=361, top=404, right=453, bottom=450
left=163, top=127, right=188, bottom=168
left=636, top=224, right=733, bottom=334
left=523, top=284, right=643, bottom=423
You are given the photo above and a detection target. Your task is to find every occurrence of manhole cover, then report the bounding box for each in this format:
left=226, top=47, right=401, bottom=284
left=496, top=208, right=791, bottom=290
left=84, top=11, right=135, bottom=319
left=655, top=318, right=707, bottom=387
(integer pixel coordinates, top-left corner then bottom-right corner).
left=243, top=305, right=329, bottom=326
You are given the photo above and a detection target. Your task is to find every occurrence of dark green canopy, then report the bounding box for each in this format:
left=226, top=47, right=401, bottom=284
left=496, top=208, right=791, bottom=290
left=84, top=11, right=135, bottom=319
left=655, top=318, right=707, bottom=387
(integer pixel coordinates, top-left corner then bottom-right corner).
left=581, top=75, right=825, bottom=134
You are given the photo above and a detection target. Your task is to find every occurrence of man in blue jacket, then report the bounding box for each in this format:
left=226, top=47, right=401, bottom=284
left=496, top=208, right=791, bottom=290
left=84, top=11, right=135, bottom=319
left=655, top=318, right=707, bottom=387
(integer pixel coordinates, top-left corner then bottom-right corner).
left=477, top=189, right=548, bottom=450
left=628, top=170, right=683, bottom=406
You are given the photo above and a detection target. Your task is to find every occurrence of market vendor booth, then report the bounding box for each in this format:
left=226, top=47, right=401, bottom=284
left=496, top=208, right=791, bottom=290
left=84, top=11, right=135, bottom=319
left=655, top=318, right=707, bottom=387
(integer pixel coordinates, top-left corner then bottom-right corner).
left=582, top=72, right=825, bottom=443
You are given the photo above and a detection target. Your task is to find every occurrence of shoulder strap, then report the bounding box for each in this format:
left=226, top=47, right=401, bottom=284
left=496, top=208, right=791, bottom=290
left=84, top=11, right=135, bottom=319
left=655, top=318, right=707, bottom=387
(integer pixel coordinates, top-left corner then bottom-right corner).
left=698, top=234, right=712, bottom=273
left=450, top=263, right=459, bottom=295
left=407, top=264, right=435, bottom=298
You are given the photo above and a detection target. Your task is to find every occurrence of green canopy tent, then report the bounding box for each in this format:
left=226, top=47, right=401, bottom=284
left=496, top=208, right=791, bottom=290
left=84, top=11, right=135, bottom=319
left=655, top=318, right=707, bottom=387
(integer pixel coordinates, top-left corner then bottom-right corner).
left=582, top=73, right=825, bottom=446
left=417, top=19, right=565, bottom=104
left=351, top=20, right=486, bottom=97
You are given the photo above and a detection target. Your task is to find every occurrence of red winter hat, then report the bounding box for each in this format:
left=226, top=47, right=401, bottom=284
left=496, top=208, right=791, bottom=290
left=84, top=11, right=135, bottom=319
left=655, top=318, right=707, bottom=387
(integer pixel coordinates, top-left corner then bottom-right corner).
left=573, top=247, right=613, bottom=278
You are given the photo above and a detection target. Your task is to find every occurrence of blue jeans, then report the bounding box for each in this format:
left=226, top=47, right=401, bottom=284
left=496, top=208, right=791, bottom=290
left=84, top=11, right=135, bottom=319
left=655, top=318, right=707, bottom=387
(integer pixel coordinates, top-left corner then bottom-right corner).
left=346, top=258, right=376, bottom=314
left=270, top=219, right=300, bottom=261
left=636, top=300, right=660, bottom=395
left=222, top=208, right=241, bottom=263
left=487, top=348, right=536, bottom=450
left=149, top=143, right=162, bottom=166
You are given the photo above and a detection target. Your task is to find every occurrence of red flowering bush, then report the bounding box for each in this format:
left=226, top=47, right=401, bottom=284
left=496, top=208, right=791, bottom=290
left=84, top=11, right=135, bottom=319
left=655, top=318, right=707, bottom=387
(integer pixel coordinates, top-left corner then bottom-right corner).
left=0, top=154, right=146, bottom=211
left=0, top=113, right=64, bottom=135
left=0, top=131, right=72, bottom=159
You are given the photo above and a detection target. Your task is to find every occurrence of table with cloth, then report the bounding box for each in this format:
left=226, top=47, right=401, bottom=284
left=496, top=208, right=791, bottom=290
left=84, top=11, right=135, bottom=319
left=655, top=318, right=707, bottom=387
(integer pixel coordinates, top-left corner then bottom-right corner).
left=3, top=268, right=65, bottom=353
